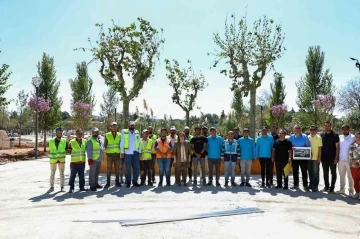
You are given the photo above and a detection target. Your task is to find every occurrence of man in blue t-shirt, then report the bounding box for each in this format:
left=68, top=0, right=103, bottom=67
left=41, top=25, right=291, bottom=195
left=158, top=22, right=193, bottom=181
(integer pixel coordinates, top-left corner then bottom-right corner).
left=289, top=124, right=310, bottom=190
left=206, top=127, right=223, bottom=186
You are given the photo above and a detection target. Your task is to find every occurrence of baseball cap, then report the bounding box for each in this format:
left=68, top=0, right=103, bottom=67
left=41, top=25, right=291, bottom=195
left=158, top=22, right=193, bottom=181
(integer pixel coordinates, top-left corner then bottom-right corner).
left=170, top=126, right=176, bottom=130
left=129, top=121, right=135, bottom=125
left=202, top=126, right=208, bottom=130
left=142, top=129, right=148, bottom=133
left=55, top=127, right=63, bottom=132
left=92, top=127, right=99, bottom=132
left=184, top=126, right=190, bottom=130
left=111, top=122, right=117, bottom=126
left=243, top=128, right=249, bottom=132
left=262, top=126, right=268, bottom=130
left=210, top=127, right=216, bottom=131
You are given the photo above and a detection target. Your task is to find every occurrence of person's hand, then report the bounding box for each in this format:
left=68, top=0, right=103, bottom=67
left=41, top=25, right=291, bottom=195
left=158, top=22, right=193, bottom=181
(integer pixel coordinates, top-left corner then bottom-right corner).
left=288, top=158, right=292, bottom=164
left=88, top=159, right=93, bottom=166
left=221, top=157, right=224, bottom=164
left=236, top=158, right=240, bottom=165
left=139, top=153, right=142, bottom=159
left=272, top=157, right=275, bottom=163
left=162, top=153, right=166, bottom=158
left=173, top=161, right=176, bottom=165
left=334, top=158, right=339, bottom=164
left=196, top=153, right=201, bottom=158
left=317, top=158, right=321, bottom=164
left=121, top=153, right=124, bottom=159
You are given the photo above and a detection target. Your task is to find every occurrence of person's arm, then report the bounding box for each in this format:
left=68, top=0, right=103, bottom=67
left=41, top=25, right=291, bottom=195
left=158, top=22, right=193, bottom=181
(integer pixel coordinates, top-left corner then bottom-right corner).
left=288, top=141, right=293, bottom=164
left=253, top=140, right=257, bottom=160
left=154, top=141, right=162, bottom=155
left=334, top=135, right=340, bottom=163
left=138, top=134, right=142, bottom=154
left=200, top=138, right=208, bottom=155
left=255, top=138, right=260, bottom=158
left=173, top=143, right=177, bottom=163
left=86, top=140, right=93, bottom=165
left=317, top=146, right=322, bottom=163
left=120, top=130, right=125, bottom=154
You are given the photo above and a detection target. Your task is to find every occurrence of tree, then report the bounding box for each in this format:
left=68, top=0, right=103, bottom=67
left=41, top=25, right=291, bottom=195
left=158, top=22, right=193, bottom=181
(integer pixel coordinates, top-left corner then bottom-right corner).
left=71, top=101, right=92, bottom=130
left=337, top=77, right=360, bottom=113
left=165, top=59, right=207, bottom=126
left=99, top=86, right=120, bottom=127
left=231, top=89, right=246, bottom=121
left=61, top=111, right=71, bottom=121
left=296, top=46, right=335, bottom=128
left=0, top=49, right=11, bottom=107
left=36, top=53, right=62, bottom=151
left=69, top=61, right=95, bottom=106
left=78, top=18, right=165, bottom=128
left=16, top=90, right=29, bottom=145
left=211, top=14, right=285, bottom=138
left=269, top=72, right=286, bottom=125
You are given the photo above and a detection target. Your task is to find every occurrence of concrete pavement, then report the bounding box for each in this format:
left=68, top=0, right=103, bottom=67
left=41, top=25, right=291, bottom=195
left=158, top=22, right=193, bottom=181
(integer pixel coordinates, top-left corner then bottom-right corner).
left=0, top=156, right=359, bottom=239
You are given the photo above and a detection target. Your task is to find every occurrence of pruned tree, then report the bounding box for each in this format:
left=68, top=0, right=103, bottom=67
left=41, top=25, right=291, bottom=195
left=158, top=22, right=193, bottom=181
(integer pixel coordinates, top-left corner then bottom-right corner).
left=78, top=18, right=165, bottom=128
left=337, top=77, right=360, bottom=113
left=16, top=90, right=29, bottom=145
left=296, top=46, right=335, bottom=127
left=0, top=48, right=12, bottom=107
left=165, top=59, right=207, bottom=126
left=269, top=72, right=286, bottom=125
left=69, top=61, right=95, bottom=106
left=211, top=13, right=285, bottom=138
left=36, top=53, right=62, bottom=151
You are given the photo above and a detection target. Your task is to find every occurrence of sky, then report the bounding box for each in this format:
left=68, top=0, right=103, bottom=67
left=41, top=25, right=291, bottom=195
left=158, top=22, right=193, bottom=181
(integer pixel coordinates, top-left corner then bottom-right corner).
left=1, top=0, right=359, bottom=120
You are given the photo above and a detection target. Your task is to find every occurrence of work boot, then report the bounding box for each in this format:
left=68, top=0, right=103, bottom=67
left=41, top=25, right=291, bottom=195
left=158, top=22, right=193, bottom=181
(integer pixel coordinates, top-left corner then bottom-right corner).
left=47, top=187, right=54, bottom=193
left=104, top=176, right=111, bottom=188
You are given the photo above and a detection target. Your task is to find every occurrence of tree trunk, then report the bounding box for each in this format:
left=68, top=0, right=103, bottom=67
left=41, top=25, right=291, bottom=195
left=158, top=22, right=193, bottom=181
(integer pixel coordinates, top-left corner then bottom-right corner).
left=185, top=111, right=190, bottom=127
left=18, top=125, right=21, bottom=146
left=43, top=130, right=47, bottom=152
left=122, top=99, right=130, bottom=129
left=249, top=88, right=257, bottom=139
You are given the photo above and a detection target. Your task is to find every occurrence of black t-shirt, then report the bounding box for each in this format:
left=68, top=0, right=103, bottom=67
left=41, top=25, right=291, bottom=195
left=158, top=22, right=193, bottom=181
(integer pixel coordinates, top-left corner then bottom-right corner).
left=233, top=134, right=243, bottom=140
left=273, top=139, right=292, bottom=162
left=190, top=136, right=208, bottom=158
left=321, top=131, right=339, bottom=159
left=272, top=134, right=279, bottom=140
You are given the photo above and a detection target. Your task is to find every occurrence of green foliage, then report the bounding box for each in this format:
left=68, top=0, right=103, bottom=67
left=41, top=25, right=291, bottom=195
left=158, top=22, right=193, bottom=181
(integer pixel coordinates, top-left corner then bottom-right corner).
left=270, top=72, right=286, bottom=106
left=61, top=111, right=71, bottom=121
left=69, top=61, right=95, bottom=106
left=165, top=59, right=207, bottom=126
left=78, top=18, right=165, bottom=128
left=99, top=86, right=120, bottom=124
left=36, top=53, right=62, bottom=133
left=296, top=46, right=335, bottom=127
left=210, top=13, right=285, bottom=138
left=16, top=90, right=30, bottom=127
left=346, top=110, right=360, bottom=131
left=337, top=77, right=360, bottom=113
left=0, top=50, right=12, bottom=106
left=231, top=89, right=247, bottom=121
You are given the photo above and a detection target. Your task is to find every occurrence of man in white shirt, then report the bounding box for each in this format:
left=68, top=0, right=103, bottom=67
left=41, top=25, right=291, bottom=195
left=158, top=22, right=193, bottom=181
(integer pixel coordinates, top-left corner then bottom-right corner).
left=337, top=124, right=355, bottom=196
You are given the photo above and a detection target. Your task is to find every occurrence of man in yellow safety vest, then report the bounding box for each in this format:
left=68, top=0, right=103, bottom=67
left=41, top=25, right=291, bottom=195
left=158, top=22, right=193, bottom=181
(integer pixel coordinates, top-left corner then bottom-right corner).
left=104, top=122, right=122, bottom=188
left=68, top=129, right=88, bottom=193
left=120, top=121, right=142, bottom=188
left=86, top=128, right=104, bottom=192
left=47, top=127, right=67, bottom=193
left=140, top=129, right=154, bottom=186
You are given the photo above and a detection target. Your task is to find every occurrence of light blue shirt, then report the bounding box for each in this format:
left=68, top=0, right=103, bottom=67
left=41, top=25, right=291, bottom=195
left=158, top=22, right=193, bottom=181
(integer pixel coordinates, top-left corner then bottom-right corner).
left=256, top=134, right=274, bottom=158
left=207, top=135, right=223, bottom=159
left=289, top=133, right=310, bottom=147
left=86, top=136, right=104, bottom=162
left=239, top=136, right=257, bottom=160
left=120, top=129, right=142, bottom=154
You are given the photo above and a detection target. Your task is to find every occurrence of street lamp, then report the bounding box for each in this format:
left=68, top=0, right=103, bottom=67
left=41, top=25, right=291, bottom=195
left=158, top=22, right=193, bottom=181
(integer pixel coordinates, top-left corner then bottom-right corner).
left=32, top=76, right=43, bottom=159
left=350, top=57, right=360, bottom=72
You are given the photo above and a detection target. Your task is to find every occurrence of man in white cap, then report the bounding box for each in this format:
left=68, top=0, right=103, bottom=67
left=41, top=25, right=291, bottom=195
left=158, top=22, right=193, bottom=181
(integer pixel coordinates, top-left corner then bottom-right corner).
left=120, top=121, right=142, bottom=188
left=104, top=122, right=122, bottom=188
left=87, top=127, right=104, bottom=191
left=167, top=126, right=178, bottom=173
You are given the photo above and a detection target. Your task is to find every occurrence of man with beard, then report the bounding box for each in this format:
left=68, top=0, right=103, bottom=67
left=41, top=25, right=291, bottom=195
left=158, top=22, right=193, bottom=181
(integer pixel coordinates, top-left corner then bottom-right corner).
left=104, top=122, right=122, bottom=188
left=336, top=124, right=355, bottom=196
left=120, top=121, right=142, bottom=188
left=147, top=126, right=157, bottom=183
left=233, top=127, right=242, bottom=140
left=321, top=121, right=340, bottom=193
left=87, top=128, right=104, bottom=192
left=191, top=126, right=208, bottom=186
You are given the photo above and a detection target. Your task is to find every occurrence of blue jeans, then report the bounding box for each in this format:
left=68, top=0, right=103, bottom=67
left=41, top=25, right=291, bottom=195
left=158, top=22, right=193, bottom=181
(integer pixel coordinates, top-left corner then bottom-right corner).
left=224, top=161, right=236, bottom=183
left=157, top=158, right=171, bottom=183
left=124, top=152, right=140, bottom=184
left=308, top=160, right=320, bottom=188
left=193, top=157, right=205, bottom=182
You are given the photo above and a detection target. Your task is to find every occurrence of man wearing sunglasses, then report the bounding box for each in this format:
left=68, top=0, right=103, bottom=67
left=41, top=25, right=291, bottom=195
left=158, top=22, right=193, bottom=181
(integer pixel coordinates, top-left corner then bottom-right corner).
left=308, top=126, right=322, bottom=192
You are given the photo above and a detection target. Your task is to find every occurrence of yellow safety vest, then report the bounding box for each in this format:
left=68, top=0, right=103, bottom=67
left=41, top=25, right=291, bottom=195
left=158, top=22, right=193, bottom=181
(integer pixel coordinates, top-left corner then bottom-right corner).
left=49, top=138, right=66, bottom=164
left=141, top=139, right=153, bottom=160
left=70, top=139, right=87, bottom=163
left=90, top=137, right=100, bottom=160
left=123, top=129, right=139, bottom=150
left=105, top=132, right=121, bottom=154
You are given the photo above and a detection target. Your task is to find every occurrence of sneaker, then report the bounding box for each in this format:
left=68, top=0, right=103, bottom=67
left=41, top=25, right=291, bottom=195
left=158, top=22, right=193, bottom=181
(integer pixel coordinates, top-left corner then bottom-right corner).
left=216, top=181, right=221, bottom=186
left=68, top=188, right=74, bottom=193
left=79, top=188, right=89, bottom=192
left=283, top=186, right=288, bottom=190
left=158, top=182, right=163, bottom=187
left=47, top=187, right=54, bottom=193
left=275, top=185, right=282, bottom=189
left=193, top=181, right=197, bottom=186
left=126, top=183, right=131, bottom=188
left=90, top=187, right=97, bottom=191
left=133, top=183, right=141, bottom=187
left=95, top=184, right=103, bottom=189
left=207, top=181, right=213, bottom=186
left=266, top=182, right=271, bottom=188
left=335, top=189, right=345, bottom=194
left=104, top=183, right=110, bottom=188
left=240, top=182, right=245, bottom=187
left=225, top=181, right=229, bottom=187
left=261, top=182, right=265, bottom=188
left=352, top=193, right=359, bottom=199
left=349, top=191, right=355, bottom=197
left=245, top=183, right=252, bottom=187
left=231, top=182, right=237, bottom=187
left=328, top=188, right=335, bottom=194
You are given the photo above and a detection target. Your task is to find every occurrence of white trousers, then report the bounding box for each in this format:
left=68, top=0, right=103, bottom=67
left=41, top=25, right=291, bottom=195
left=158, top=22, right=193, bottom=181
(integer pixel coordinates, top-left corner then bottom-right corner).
left=338, top=160, right=354, bottom=191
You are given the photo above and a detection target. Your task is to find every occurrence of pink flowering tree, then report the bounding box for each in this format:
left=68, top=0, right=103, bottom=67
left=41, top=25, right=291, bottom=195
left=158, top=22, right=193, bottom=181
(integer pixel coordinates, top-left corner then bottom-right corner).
left=71, top=101, right=92, bottom=130
left=271, top=104, right=287, bottom=128
left=313, top=95, right=336, bottom=124
left=28, top=96, right=51, bottom=112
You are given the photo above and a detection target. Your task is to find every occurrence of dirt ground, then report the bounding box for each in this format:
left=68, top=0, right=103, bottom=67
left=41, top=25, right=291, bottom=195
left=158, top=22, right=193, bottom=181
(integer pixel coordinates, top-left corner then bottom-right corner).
left=0, top=147, right=49, bottom=164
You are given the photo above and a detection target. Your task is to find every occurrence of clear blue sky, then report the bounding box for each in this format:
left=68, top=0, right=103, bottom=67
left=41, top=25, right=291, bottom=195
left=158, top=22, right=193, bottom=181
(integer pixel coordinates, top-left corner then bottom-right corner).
left=1, top=0, right=359, bottom=119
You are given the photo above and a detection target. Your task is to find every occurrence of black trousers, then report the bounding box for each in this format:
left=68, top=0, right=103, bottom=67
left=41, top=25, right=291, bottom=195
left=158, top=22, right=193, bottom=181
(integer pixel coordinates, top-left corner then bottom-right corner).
left=275, top=161, right=288, bottom=187
left=208, top=158, right=221, bottom=181
left=69, top=163, right=85, bottom=189
left=259, top=158, right=272, bottom=183
left=322, top=159, right=337, bottom=190
left=188, top=158, right=193, bottom=180
left=140, top=160, right=154, bottom=183
left=292, top=160, right=308, bottom=187
left=270, top=161, right=274, bottom=184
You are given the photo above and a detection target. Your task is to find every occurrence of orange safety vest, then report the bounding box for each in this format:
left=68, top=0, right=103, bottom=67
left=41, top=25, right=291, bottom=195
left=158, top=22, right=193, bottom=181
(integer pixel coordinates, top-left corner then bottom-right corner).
left=155, top=138, right=172, bottom=159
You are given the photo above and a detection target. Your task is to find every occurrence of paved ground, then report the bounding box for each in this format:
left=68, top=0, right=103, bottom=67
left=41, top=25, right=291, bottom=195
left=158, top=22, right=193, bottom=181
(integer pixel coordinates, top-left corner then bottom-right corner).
left=1, top=157, right=359, bottom=239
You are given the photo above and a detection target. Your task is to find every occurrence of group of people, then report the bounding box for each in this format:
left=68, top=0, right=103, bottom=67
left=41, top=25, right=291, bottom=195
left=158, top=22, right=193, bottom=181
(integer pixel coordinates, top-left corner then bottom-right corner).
left=46, top=121, right=360, bottom=200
